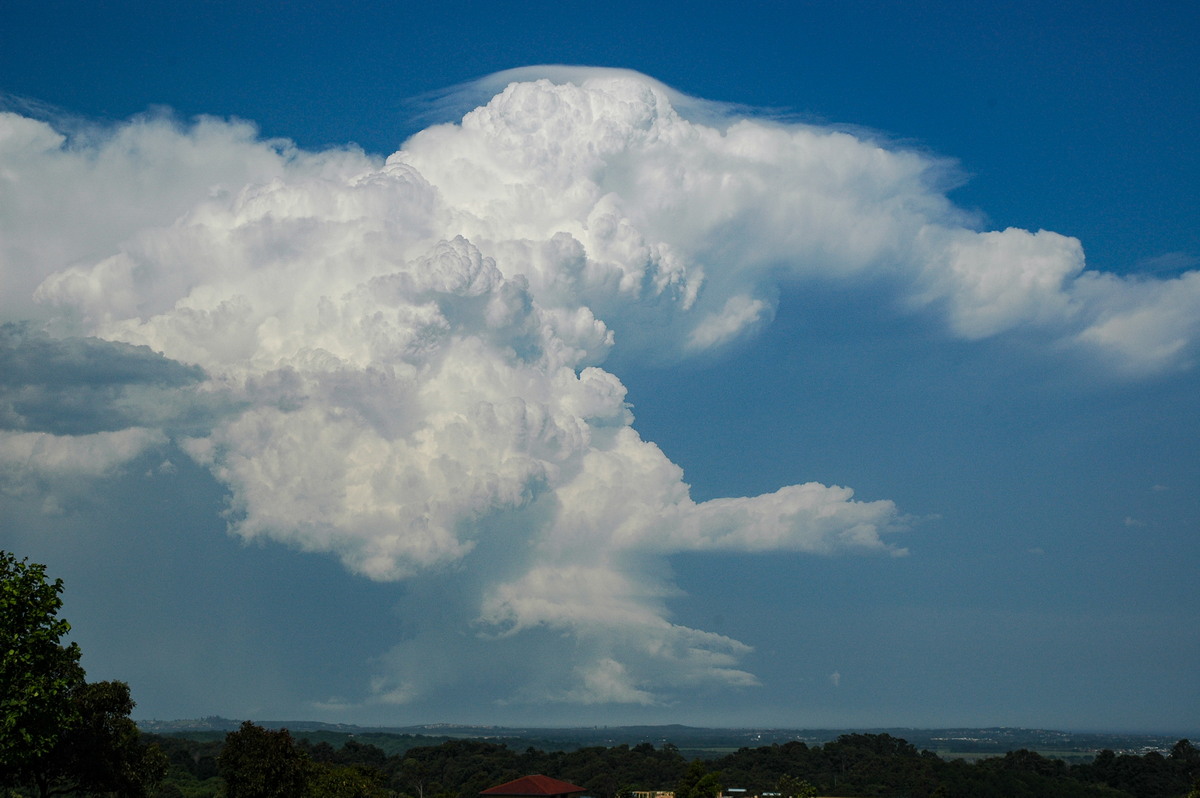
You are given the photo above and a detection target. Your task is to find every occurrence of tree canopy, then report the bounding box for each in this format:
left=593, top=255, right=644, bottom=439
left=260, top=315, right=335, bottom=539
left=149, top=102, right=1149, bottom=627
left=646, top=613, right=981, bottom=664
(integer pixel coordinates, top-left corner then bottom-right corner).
left=219, top=721, right=387, bottom=798
left=152, top=729, right=1200, bottom=798
left=0, top=551, right=85, bottom=777
left=0, top=550, right=165, bottom=798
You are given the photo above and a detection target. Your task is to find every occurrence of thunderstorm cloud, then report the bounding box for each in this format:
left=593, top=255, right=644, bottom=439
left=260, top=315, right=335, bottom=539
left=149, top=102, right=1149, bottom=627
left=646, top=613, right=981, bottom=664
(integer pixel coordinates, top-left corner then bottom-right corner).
left=2, top=68, right=1198, bottom=707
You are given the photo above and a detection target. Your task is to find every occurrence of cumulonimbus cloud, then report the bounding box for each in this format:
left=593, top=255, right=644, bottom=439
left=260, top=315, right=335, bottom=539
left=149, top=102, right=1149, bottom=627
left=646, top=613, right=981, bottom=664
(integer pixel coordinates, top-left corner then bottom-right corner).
left=2, top=68, right=1197, bottom=706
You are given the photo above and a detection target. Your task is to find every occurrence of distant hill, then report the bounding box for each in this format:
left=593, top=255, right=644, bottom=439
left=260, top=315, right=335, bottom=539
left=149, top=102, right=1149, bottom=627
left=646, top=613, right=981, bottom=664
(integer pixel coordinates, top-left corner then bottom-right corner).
left=135, top=719, right=1184, bottom=758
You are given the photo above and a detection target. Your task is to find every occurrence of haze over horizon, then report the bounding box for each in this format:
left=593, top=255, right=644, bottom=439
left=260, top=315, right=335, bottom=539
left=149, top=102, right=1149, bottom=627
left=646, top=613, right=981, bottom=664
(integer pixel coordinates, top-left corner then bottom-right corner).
left=1, top=2, right=1196, bottom=735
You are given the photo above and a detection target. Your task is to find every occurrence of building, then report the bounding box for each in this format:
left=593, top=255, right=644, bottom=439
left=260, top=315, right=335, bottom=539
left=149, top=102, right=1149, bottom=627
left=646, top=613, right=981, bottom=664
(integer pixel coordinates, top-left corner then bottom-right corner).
left=481, top=775, right=589, bottom=798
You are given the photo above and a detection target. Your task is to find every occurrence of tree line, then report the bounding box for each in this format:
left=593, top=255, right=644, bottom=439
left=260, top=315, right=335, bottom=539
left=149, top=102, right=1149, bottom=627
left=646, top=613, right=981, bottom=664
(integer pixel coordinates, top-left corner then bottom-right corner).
left=3, top=550, right=1199, bottom=798
left=148, top=727, right=1200, bottom=798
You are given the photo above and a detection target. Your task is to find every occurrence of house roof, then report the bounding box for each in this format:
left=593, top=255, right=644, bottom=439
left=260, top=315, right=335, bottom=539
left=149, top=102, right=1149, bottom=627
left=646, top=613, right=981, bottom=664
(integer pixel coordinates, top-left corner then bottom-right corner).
left=480, top=775, right=588, bottom=796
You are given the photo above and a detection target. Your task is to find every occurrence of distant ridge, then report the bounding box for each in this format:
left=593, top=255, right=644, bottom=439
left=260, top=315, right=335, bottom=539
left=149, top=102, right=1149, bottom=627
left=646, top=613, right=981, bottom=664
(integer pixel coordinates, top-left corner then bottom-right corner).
left=137, top=717, right=521, bottom=735
left=139, top=717, right=369, bottom=734
left=135, top=719, right=1184, bottom=756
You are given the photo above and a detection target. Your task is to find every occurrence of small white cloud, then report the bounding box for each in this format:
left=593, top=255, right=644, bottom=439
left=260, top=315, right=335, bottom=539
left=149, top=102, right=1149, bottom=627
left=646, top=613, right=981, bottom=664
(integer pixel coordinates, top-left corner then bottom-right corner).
left=309, top=697, right=360, bottom=714
left=371, top=682, right=421, bottom=706
left=562, top=658, right=660, bottom=706
left=0, top=428, right=164, bottom=482
left=1124, top=517, right=1147, bottom=528
left=1070, top=270, right=1200, bottom=375
left=687, top=294, right=771, bottom=350
left=914, top=227, right=1084, bottom=339
left=830, top=671, right=841, bottom=688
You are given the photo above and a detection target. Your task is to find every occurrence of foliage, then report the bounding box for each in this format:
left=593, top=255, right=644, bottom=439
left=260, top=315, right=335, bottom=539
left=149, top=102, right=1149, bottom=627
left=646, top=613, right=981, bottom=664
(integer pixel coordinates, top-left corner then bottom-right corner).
left=0, top=551, right=85, bottom=778
left=218, top=722, right=310, bottom=798
left=31, top=680, right=168, bottom=797
left=215, top=721, right=390, bottom=798
left=150, top=728, right=1200, bottom=798
left=306, top=762, right=388, bottom=798
left=675, top=759, right=722, bottom=798
left=775, top=773, right=815, bottom=798
left=1075, top=743, right=1200, bottom=798
left=2, top=551, right=166, bottom=797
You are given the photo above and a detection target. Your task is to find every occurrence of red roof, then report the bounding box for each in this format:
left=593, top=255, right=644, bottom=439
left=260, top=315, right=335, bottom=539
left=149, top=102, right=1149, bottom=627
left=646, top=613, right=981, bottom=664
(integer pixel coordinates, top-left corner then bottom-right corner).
left=481, top=775, right=587, bottom=796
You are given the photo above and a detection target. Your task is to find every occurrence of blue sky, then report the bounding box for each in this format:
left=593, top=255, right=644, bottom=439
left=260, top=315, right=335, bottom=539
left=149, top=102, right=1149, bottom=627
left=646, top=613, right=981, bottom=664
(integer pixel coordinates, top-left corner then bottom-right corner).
left=1, top=1, right=1197, bottom=733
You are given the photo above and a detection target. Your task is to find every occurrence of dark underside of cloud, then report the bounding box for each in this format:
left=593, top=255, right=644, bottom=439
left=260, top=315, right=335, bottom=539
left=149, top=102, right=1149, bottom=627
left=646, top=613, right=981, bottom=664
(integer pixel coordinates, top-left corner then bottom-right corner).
left=0, top=322, right=218, bottom=435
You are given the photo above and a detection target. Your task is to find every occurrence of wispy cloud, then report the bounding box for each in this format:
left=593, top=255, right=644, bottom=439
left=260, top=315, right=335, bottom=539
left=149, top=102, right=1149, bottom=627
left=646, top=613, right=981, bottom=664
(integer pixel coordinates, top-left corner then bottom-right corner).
left=1135, top=251, right=1199, bottom=275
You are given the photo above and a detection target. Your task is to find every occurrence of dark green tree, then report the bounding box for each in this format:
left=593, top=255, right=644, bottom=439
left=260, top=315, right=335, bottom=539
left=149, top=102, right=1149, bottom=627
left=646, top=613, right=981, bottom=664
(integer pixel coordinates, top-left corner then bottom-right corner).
left=395, top=754, right=432, bottom=798
left=675, top=759, right=722, bottom=798
left=0, top=551, right=86, bottom=783
left=218, top=721, right=310, bottom=798
left=1172, top=740, right=1200, bottom=769
left=44, top=680, right=168, bottom=796
left=306, top=762, right=388, bottom=798
left=1, top=552, right=166, bottom=798
left=775, top=773, right=816, bottom=798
